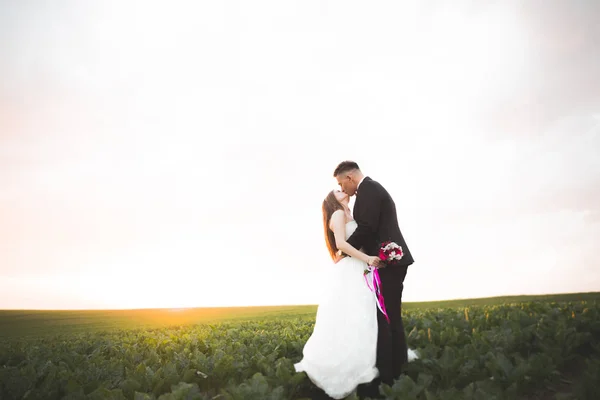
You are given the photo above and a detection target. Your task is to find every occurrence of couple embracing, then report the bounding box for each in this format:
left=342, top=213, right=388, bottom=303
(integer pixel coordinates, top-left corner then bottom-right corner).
left=294, top=161, right=418, bottom=399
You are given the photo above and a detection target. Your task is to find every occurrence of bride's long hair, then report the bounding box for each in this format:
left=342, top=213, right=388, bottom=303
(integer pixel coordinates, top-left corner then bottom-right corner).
left=322, top=190, right=345, bottom=261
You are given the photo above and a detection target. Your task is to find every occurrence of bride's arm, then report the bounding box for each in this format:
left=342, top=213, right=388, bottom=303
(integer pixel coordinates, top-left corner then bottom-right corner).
left=330, top=210, right=377, bottom=265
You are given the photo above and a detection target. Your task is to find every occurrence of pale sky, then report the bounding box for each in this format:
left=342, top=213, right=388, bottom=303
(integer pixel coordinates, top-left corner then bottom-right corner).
left=1, top=1, right=599, bottom=309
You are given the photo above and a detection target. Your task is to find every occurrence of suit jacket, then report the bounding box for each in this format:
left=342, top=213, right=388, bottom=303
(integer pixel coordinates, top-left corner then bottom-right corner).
left=346, top=177, right=414, bottom=268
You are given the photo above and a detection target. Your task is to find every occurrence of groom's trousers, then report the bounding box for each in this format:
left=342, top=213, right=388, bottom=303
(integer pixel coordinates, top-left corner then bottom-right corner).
left=358, top=264, right=409, bottom=398
left=378, top=264, right=409, bottom=381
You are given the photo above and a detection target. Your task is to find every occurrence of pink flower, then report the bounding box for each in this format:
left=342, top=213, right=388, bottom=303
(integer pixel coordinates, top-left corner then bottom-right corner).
left=378, top=249, right=388, bottom=260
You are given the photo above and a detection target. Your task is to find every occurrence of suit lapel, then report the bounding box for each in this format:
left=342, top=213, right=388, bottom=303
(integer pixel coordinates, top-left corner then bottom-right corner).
left=356, top=176, right=372, bottom=195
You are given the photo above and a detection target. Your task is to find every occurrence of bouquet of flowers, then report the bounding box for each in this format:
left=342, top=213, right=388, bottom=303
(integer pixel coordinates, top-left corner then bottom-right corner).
left=363, top=241, right=404, bottom=324
left=378, top=240, right=404, bottom=263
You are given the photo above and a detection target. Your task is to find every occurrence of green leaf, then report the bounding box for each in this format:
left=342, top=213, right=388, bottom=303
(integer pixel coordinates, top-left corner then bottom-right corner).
left=134, top=392, right=155, bottom=400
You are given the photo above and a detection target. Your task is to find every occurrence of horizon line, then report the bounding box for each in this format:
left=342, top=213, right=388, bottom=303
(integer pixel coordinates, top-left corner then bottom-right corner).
left=2, top=290, right=598, bottom=312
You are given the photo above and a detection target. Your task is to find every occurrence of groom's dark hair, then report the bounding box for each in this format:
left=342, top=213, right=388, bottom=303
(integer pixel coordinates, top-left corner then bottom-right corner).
left=333, top=161, right=360, bottom=177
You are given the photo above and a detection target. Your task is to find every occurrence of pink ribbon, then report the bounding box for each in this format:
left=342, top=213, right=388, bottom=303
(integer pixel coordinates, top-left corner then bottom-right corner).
left=364, top=266, right=390, bottom=324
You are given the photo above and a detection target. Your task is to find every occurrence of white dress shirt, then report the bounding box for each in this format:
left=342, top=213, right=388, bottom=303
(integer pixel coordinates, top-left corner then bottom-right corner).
left=356, top=176, right=366, bottom=191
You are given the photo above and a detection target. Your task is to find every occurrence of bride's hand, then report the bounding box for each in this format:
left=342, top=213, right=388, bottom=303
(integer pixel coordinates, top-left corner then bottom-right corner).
left=366, top=256, right=383, bottom=267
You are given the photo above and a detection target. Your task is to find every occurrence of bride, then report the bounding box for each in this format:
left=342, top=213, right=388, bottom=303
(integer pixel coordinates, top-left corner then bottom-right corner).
left=294, top=189, right=417, bottom=399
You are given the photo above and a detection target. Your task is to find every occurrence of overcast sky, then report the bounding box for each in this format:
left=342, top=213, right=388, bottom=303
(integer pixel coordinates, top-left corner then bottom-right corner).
left=1, top=0, right=599, bottom=309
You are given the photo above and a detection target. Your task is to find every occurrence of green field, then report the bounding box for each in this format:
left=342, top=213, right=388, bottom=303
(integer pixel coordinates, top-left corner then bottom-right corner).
left=1, top=292, right=599, bottom=399
left=0, top=305, right=318, bottom=339
left=3, top=292, right=599, bottom=339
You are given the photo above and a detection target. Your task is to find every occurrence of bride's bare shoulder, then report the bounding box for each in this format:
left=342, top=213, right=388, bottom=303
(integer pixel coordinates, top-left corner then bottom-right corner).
left=329, top=209, right=345, bottom=230
left=331, top=209, right=345, bottom=218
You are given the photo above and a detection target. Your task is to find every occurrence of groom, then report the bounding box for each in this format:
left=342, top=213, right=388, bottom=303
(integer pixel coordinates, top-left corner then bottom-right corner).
left=334, top=160, right=414, bottom=399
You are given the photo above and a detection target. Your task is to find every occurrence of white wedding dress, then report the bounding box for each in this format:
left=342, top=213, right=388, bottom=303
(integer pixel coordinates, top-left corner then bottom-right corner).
left=294, top=220, right=418, bottom=399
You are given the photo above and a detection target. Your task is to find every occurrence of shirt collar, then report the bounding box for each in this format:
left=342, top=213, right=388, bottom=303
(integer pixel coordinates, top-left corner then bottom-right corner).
left=357, top=176, right=366, bottom=190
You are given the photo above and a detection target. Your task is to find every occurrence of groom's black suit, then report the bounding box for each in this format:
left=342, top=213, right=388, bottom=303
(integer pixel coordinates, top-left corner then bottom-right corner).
left=346, top=176, right=414, bottom=396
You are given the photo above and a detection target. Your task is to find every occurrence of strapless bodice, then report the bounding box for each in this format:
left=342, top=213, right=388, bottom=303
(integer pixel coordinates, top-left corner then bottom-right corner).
left=345, top=220, right=358, bottom=240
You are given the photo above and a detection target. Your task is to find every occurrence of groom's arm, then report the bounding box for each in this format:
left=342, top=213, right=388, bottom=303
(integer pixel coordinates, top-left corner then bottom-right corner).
left=347, top=183, right=382, bottom=251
